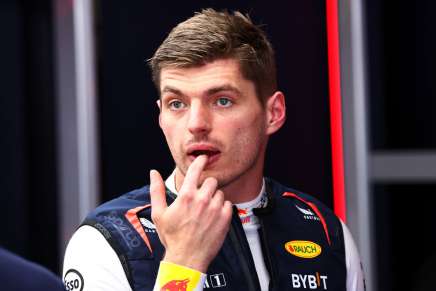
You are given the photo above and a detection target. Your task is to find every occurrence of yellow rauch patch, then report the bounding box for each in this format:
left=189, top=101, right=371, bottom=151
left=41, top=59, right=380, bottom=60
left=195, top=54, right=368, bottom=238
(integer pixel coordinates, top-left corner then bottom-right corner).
left=285, top=240, right=322, bottom=259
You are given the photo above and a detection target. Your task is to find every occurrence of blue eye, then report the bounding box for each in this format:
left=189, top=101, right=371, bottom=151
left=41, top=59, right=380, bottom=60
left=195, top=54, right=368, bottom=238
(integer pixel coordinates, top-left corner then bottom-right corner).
left=216, top=97, right=233, bottom=107
left=168, top=100, right=185, bottom=110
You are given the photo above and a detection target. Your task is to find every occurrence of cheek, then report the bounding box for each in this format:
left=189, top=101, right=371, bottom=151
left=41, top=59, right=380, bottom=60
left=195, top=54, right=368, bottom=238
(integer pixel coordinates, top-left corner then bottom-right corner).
left=160, top=120, right=179, bottom=149
left=227, top=115, right=265, bottom=145
left=238, top=111, right=266, bottom=132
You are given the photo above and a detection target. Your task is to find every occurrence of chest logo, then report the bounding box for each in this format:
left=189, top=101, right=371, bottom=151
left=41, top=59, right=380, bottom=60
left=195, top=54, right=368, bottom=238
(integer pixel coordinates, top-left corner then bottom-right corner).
left=140, top=218, right=157, bottom=233
left=285, top=240, right=322, bottom=259
left=295, top=205, right=320, bottom=221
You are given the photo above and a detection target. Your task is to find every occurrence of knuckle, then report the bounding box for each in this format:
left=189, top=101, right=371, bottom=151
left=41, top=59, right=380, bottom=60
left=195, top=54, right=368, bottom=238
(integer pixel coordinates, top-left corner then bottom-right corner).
left=151, top=212, right=159, bottom=223
left=196, top=195, right=210, bottom=207
left=212, top=192, right=223, bottom=206
left=215, top=190, right=224, bottom=198
left=204, top=177, right=217, bottom=188
left=208, top=199, right=219, bottom=211
left=180, top=190, right=194, bottom=202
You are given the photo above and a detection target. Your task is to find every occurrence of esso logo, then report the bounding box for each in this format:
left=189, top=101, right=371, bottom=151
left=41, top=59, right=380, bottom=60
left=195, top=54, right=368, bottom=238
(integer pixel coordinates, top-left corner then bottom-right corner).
left=64, top=269, right=84, bottom=291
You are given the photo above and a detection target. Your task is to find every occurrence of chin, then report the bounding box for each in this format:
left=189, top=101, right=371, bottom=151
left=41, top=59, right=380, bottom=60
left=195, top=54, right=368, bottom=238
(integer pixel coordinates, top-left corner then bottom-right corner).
left=212, top=172, right=239, bottom=189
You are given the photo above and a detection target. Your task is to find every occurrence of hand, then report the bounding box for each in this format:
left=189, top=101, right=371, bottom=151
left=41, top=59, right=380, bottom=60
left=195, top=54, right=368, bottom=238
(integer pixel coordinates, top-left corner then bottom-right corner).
left=150, top=155, right=233, bottom=273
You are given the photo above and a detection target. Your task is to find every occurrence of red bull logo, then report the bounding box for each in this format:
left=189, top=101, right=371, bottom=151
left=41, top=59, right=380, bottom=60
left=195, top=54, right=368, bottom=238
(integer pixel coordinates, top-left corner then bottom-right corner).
left=161, top=278, right=190, bottom=291
left=237, top=208, right=248, bottom=216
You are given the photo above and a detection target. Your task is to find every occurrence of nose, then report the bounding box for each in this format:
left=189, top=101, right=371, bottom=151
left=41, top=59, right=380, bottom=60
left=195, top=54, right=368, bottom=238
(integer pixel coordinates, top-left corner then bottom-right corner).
left=187, top=102, right=211, bottom=135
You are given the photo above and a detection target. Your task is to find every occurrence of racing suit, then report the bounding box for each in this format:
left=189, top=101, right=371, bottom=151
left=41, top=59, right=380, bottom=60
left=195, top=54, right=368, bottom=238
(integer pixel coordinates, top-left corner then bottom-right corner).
left=63, top=176, right=365, bottom=291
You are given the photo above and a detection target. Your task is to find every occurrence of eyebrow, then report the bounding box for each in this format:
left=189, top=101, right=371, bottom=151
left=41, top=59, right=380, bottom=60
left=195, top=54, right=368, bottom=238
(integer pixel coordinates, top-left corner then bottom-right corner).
left=161, top=84, right=242, bottom=98
left=206, top=85, right=242, bottom=96
left=161, top=86, right=184, bottom=97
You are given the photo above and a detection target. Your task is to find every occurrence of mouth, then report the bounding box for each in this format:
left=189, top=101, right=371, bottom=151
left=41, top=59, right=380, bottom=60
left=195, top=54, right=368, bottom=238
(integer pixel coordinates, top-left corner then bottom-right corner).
left=186, top=146, right=221, bottom=165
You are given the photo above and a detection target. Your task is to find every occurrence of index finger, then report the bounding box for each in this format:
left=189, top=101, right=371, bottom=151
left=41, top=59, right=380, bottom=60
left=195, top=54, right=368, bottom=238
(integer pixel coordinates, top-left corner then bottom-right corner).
left=180, top=155, right=208, bottom=193
left=150, top=169, right=167, bottom=218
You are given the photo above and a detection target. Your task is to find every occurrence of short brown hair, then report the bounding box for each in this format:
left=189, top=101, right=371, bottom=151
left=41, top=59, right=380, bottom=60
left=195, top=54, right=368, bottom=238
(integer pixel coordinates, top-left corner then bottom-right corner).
left=148, top=8, right=277, bottom=102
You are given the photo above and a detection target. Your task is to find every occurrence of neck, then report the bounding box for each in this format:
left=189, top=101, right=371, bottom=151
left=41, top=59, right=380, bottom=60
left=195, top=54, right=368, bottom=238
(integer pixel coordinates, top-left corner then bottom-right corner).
left=220, top=168, right=264, bottom=204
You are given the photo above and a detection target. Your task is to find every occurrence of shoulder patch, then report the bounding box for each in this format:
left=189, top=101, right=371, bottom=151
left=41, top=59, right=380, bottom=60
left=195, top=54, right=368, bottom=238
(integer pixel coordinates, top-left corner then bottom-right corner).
left=64, top=269, right=84, bottom=291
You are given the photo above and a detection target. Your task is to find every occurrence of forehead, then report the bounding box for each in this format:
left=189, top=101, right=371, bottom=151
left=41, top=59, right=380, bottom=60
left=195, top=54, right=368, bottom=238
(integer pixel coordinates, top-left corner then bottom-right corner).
left=159, top=59, right=254, bottom=95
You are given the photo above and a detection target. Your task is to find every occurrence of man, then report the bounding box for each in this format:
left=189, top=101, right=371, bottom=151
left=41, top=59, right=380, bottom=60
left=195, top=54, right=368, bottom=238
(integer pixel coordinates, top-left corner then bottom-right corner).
left=0, top=247, right=65, bottom=290
left=63, top=9, right=365, bottom=291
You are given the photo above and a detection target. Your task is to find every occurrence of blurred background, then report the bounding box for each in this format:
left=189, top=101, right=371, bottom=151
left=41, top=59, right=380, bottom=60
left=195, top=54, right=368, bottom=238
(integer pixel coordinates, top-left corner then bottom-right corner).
left=0, top=1, right=435, bottom=290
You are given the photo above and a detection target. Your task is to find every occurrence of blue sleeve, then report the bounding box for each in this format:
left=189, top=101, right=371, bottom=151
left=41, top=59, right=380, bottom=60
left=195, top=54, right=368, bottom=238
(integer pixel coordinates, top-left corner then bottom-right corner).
left=0, top=248, right=65, bottom=291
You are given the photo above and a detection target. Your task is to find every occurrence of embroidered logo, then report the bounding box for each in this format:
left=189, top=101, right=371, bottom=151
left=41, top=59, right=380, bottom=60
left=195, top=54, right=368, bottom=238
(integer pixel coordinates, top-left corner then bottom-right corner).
left=285, top=240, right=322, bottom=259
left=295, top=205, right=320, bottom=221
left=237, top=208, right=251, bottom=224
left=140, top=218, right=156, bottom=233
left=291, top=272, right=328, bottom=290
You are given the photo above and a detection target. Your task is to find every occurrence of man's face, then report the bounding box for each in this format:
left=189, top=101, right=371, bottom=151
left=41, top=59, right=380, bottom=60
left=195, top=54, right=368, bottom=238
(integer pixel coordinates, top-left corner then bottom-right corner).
left=158, top=59, right=271, bottom=189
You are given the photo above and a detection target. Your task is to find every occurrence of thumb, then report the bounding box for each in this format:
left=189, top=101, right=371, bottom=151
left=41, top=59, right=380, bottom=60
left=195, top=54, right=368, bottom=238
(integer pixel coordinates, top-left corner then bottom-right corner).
left=150, top=169, right=167, bottom=219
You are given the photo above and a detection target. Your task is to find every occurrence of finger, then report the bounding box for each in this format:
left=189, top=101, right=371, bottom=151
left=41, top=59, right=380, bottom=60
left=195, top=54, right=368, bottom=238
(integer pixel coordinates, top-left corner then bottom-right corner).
left=198, top=177, right=218, bottom=200
left=180, top=155, right=208, bottom=194
left=210, top=189, right=224, bottom=207
left=221, top=201, right=233, bottom=222
left=150, top=169, right=167, bottom=219
left=217, top=200, right=233, bottom=233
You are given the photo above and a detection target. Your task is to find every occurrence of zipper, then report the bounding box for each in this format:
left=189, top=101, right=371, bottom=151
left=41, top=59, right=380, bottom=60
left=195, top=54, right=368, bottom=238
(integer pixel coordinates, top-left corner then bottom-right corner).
left=229, top=206, right=261, bottom=291
left=253, top=181, right=277, bottom=291
left=257, top=215, right=277, bottom=291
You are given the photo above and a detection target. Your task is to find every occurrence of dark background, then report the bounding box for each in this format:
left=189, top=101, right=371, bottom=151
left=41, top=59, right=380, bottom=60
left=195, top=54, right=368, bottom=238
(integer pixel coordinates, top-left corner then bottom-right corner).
left=368, top=0, right=436, bottom=149
left=0, top=0, right=59, bottom=272
left=1, top=1, right=435, bottom=291
left=366, top=0, right=436, bottom=290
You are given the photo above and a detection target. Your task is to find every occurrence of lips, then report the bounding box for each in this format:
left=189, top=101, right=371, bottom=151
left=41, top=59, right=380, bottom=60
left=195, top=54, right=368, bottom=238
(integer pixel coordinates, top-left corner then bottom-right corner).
left=186, top=144, right=221, bottom=164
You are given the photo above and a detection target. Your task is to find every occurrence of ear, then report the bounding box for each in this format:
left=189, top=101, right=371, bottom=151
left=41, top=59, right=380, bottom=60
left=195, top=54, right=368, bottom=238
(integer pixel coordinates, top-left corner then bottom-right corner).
left=265, top=91, right=286, bottom=135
